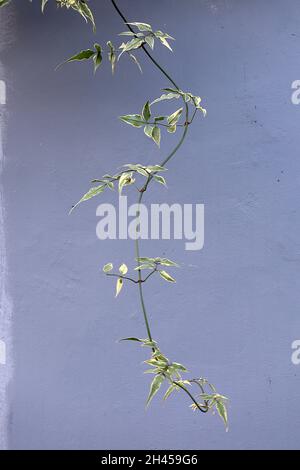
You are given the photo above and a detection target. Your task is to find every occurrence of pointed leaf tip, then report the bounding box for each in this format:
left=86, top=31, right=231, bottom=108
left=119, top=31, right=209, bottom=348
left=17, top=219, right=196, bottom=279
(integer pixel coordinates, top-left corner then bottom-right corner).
left=146, top=374, right=164, bottom=407
left=115, top=278, right=123, bottom=297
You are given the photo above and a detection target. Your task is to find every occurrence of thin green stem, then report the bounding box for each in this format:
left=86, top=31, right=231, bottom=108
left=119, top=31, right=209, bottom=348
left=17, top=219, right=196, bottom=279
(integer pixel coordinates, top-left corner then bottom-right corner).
left=135, top=191, right=152, bottom=341
left=110, top=0, right=203, bottom=413
left=173, top=381, right=208, bottom=413
left=110, top=0, right=188, bottom=339
left=190, top=108, right=198, bottom=124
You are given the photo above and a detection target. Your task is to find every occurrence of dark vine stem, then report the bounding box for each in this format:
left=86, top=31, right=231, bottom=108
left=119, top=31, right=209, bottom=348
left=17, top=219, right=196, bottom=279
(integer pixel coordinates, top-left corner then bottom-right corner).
left=110, top=0, right=206, bottom=413
left=110, top=0, right=179, bottom=89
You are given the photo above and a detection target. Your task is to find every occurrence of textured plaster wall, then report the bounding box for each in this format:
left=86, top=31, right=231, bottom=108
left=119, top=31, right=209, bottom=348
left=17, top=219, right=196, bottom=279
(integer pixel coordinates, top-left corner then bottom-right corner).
left=0, top=0, right=299, bottom=450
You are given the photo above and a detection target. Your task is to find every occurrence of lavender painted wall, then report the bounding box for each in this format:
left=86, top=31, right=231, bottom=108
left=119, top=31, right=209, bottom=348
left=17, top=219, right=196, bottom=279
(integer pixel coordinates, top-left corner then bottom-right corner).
left=1, top=0, right=300, bottom=449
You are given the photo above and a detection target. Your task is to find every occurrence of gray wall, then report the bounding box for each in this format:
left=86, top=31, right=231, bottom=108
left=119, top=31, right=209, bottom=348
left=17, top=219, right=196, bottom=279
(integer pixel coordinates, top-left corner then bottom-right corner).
left=0, top=0, right=299, bottom=449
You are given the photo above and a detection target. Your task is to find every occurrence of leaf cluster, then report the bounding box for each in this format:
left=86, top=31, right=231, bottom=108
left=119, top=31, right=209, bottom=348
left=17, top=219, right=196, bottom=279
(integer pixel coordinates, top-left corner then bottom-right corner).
left=152, top=87, right=207, bottom=117
left=120, top=100, right=184, bottom=147
left=120, top=337, right=229, bottom=429
left=70, top=163, right=167, bottom=213
left=102, top=257, right=178, bottom=296
left=0, top=1, right=96, bottom=31
left=57, top=20, right=175, bottom=75
left=119, top=21, right=175, bottom=53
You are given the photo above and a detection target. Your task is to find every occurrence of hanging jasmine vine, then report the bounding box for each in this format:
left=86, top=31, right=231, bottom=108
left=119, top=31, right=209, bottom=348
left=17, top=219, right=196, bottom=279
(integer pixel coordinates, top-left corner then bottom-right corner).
left=1, top=0, right=229, bottom=430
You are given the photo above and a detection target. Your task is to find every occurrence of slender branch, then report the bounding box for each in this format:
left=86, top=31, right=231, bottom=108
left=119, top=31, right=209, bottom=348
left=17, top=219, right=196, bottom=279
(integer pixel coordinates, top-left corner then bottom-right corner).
left=106, top=273, right=139, bottom=284
left=143, top=269, right=157, bottom=283
left=189, top=108, right=198, bottom=124
left=106, top=269, right=156, bottom=284
left=173, top=381, right=208, bottom=413
left=120, top=118, right=185, bottom=128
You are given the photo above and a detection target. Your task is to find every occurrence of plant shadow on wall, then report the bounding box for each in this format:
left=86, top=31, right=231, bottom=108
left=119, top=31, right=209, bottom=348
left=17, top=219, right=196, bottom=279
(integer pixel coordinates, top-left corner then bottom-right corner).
left=1, top=0, right=229, bottom=430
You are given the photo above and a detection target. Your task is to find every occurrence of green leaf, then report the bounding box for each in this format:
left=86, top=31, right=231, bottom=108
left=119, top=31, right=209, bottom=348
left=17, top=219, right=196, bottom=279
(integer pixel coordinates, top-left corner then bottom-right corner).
left=119, top=37, right=144, bottom=58
left=120, top=114, right=144, bottom=128
left=144, top=368, right=159, bottom=374
left=118, top=31, right=136, bottom=36
left=152, top=126, right=161, bottom=147
left=56, top=48, right=95, bottom=70
left=163, top=87, right=179, bottom=93
left=145, top=35, right=155, bottom=49
left=142, top=340, right=158, bottom=348
left=115, top=278, right=123, bottom=297
left=151, top=92, right=180, bottom=106
left=118, top=172, right=135, bottom=194
left=177, top=379, right=191, bottom=386
left=158, top=36, right=173, bottom=51
left=192, top=95, right=201, bottom=106
left=167, top=125, right=177, bottom=133
left=158, top=258, right=178, bottom=267
left=155, top=30, right=175, bottom=40
left=142, top=101, right=151, bottom=121
left=93, top=43, right=102, bottom=73
left=146, top=165, right=167, bottom=172
left=144, top=125, right=154, bottom=139
left=171, top=362, right=187, bottom=371
left=123, top=164, right=140, bottom=170
left=136, top=257, right=156, bottom=264
left=129, top=53, right=143, bottom=73
left=134, top=264, right=153, bottom=270
left=159, top=270, right=176, bottom=283
left=67, top=49, right=95, bottom=61
left=77, top=0, right=96, bottom=32
left=127, top=22, right=152, bottom=32
left=119, top=263, right=128, bottom=275
left=41, top=0, right=48, bottom=12
left=107, top=41, right=116, bottom=74
left=167, top=108, right=183, bottom=126
left=152, top=351, right=168, bottom=362
left=146, top=375, right=165, bottom=406
left=153, top=175, right=167, bottom=187
left=0, top=0, right=11, bottom=7
left=198, top=106, right=207, bottom=117
left=201, top=392, right=228, bottom=401
left=145, top=359, right=167, bottom=369
left=69, top=184, right=105, bottom=213
left=154, top=31, right=175, bottom=49
left=103, top=263, right=113, bottom=273
left=137, top=258, right=170, bottom=268
left=120, top=337, right=144, bottom=342
left=163, top=384, right=177, bottom=400
left=216, top=401, right=229, bottom=431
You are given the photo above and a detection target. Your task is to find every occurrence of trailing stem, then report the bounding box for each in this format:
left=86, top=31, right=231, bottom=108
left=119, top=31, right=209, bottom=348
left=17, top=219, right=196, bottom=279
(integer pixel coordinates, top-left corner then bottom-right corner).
left=110, top=0, right=206, bottom=413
